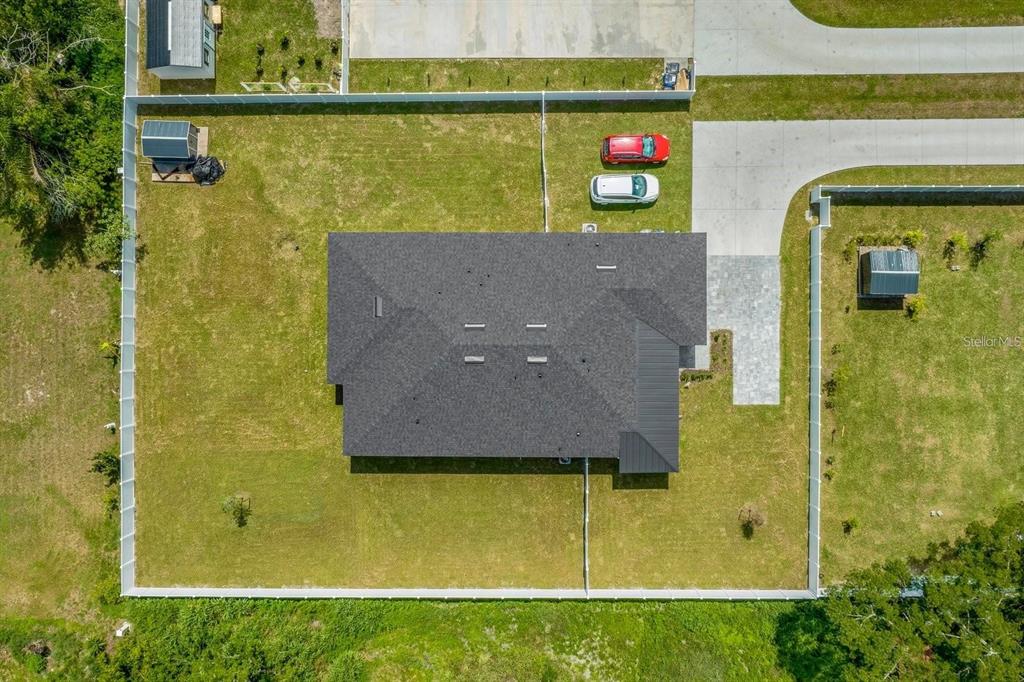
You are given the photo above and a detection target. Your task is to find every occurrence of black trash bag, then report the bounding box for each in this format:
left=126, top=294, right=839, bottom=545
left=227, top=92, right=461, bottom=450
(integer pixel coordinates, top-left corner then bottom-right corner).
left=192, top=155, right=226, bottom=186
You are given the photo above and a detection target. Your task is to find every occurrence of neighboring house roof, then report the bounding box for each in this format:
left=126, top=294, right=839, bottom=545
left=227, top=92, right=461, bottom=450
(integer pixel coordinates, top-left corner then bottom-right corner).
left=328, top=233, right=708, bottom=474
left=146, top=0, right=205, bottom=69
left=862, top=249, right=920, bottom=296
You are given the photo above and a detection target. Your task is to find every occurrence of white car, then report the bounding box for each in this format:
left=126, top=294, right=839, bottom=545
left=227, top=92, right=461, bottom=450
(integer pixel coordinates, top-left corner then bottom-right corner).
left=589, top=173, right=659, bottom=205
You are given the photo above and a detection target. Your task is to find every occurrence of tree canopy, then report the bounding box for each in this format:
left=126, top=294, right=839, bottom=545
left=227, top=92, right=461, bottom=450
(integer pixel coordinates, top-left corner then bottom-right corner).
left=0, top=0, right=124, bottom=265
left=778, top=502, right=1024, bottom=680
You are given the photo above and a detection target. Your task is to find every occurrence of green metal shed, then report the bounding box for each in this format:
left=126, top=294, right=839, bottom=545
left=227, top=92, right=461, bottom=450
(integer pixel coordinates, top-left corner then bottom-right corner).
left=859, top=249, right=920, bottom=297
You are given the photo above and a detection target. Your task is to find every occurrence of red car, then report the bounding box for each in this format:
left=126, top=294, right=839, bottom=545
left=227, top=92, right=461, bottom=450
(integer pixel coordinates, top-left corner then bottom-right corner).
left=601, top=134, right=671, bottom=164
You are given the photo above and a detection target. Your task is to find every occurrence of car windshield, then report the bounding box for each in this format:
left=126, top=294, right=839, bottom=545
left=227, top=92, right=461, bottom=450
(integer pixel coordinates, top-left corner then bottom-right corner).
left=642, top=135, right=656, bottom=157
left=631, top=175, right=647, bottom=197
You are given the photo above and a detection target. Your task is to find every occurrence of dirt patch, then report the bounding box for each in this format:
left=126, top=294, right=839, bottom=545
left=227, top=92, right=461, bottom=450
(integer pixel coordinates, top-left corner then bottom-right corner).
left=313, top=0, right=340, bottom=39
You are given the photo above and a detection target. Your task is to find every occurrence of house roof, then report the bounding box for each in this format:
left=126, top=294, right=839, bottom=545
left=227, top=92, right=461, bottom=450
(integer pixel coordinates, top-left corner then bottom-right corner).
left=146, top=0, right=205, bottom=69
left=328, top=232, right=707, bottom=474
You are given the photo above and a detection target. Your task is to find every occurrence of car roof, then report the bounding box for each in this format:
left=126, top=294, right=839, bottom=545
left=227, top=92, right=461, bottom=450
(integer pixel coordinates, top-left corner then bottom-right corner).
left=607, top=135, right=644, bottom=155
left=596, top=175, right=637, bottom=196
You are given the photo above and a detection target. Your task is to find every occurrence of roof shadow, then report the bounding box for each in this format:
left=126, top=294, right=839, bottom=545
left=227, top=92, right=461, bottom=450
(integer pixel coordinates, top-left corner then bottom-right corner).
left=348, top=456, right=585, bottom=475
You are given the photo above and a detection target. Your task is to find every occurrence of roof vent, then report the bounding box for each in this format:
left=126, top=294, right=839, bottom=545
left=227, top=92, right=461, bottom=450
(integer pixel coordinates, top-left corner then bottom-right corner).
left=527, top=356, right=548, bottom=364
left=596, top=264, right=617, bottom=272
left=373, top=296, right=383, bottom=317
left=464, top=322, right=486, bottom=331
left=526, top=323, right=547, bottom=331
left=464, top=356, right=485, bottom=364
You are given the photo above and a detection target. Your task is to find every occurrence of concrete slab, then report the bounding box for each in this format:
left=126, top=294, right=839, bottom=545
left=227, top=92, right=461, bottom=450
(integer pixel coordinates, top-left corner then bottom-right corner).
left=695, top=0, right=1024, bottom=75
left=693, top=118, right=1024, bottom=404
left=350, top=0, right=695, bottom=59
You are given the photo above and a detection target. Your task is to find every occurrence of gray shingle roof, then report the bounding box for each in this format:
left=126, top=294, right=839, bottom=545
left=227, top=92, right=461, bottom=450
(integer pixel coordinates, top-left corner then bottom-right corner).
left=328, top=232, right=707, bottom=473
left=146, top=0, right=205, bottom=69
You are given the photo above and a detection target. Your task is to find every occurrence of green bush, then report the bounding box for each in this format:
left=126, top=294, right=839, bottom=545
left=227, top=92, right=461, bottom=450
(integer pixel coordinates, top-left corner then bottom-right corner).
left=943, top=231, right=969, bottom=264
left=222, top=496, right=252, bottom=527
left=905, top=294, right=927, bottom=320
left=90, top=446, right=119, bottom=487
left=901, top=229, right=925, bottom=248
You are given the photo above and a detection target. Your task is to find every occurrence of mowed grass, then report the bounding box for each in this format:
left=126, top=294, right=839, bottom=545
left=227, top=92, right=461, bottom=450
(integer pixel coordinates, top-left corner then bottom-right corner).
left=589, top=222, right=809, bottom=589
left=349, top=59, right=663, bottom=93
left=693, top=74, right=1024, bottom=121
left=790, top=0, right=1024, bottom=27
left=134, top=106, right=590, bottom=588
left=545, top=102, right=692, bottom=233
left=139, top=0, right=339, bottom=95
left=0, top=222, right=119, bottom=617
left=815, top=166, right=1024, bottom=582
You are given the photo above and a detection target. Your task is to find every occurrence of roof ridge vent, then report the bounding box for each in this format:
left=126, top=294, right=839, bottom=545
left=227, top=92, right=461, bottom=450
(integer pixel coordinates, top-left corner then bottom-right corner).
left=526, top=356, right=548, bottom=364
left=464, top=322, right=486, bottom=330
left=526, top=323, right=547, bottom=331
left=596, top=264, right=617, bottom=271
left=464, top=356, right=485, bottom=364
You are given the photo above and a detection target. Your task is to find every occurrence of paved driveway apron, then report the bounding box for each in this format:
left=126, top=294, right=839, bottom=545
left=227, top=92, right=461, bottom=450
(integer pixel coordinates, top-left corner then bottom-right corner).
left=350, top=0, right=695, bottom=58
left=694, top=119, right=1024, bottom=405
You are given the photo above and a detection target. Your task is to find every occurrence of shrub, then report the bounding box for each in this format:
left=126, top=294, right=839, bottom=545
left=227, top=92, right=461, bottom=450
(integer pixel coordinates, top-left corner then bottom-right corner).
left=905, top=294, right=926, bottom=321
left=943, top=231, right=968, bottom=264
left=90, top=447, right=119, bottom=487
left=738, top=504, right=767, bottom=539
left=823, top=364, right=850, bottom=399
left=314, top=55, right=324, bottom=70
left=256, top=43, right=265, bottom=56
left=280, top=34, right=290, bottom=50
left=223, top=496, right=252, bottom=527
left=297, top=55, right=306, bottom=68
left=842, top=518, right=858, bottom=535
left=969, top=228, right=1002, bottom=268
left=901, top=229, right=925, bottom=249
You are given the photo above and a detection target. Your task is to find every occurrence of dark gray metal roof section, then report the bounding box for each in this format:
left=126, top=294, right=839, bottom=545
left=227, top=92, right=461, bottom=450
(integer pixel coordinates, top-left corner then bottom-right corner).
left=328, top=232, right=707, bottom=474
left=861, top=249, right=920, bottom=296
left=146, top=0, right=205, bottom=68
left=140, top=120, right=198, bottom=159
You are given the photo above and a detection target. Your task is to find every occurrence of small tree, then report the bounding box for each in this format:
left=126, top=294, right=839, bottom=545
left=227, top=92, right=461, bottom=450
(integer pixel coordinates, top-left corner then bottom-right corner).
left=943, top=231, right=968, bottom=265
left=905, top=294, right=927, bottom=321
left=738, top=504, right=767, bottom=539
left=222, top=496, right=252, bottom=527
left=970, top=228, right=1002, bottom=268
left=90, top=446, right=119, bottom=487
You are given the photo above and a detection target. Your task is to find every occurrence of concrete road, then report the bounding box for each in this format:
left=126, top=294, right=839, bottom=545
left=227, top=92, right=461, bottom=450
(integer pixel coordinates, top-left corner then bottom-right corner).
left=349, top=0, right=695, bottom=58
left=693, top=118, right=1024, bottom=404
left=696, top=0, right=1024, bottom=75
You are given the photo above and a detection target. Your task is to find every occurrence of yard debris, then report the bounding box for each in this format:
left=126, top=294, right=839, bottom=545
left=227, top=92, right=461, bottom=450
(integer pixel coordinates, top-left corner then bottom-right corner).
left=192, top=155, right=226, bottom=186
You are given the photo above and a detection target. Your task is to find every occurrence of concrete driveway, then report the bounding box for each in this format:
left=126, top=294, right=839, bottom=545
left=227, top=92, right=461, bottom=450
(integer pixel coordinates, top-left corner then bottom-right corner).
left=696, top=0, right=1024, bottom=75
left=693, top=118, right=1024, bottom=405
left=349, top=0, right=695, bottom=58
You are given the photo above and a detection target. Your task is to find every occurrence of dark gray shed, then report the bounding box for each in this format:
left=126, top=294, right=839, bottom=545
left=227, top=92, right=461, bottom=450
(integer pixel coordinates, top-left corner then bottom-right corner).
left=860, top=249, right=920, bottom=297
left=141, top=120, right=199, bottom=160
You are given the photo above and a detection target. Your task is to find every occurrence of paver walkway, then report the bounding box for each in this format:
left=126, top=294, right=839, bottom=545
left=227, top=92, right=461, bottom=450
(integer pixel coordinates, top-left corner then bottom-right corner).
left=350, top=0, right=694, bottom=58
left=696, top=0, right=1024, bottom=75
left=694, top=118, right=1024, bottom=404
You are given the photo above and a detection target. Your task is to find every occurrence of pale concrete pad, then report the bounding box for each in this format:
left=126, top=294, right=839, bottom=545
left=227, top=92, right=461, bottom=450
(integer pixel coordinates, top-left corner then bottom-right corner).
left=695, top=0, right=1024, bottom=75
left=693, top=118, right=1024, bottom=404
left=350, top=0, right=695, bottom=58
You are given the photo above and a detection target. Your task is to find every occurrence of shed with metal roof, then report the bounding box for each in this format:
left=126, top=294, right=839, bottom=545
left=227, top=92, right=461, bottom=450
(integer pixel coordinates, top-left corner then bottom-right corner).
left=859, top=248, right=920, bottom=297
left=141, top=120, right=199, bottom=161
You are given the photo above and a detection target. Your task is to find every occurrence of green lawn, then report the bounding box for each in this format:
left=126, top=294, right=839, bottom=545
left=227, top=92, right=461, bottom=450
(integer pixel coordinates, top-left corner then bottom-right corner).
left=134, top=106, right=591, bottom=588
left=811, top=167, right=1024, bottom=582
left=0, top=221, right=119, bottom=618
left=349, top=59, right=664, bottom=93
left=545, top=102, right=692, bottom=233
left=790, top=0, right=1024, bottom=27
left=140, top=0, right=339, bottom=95
left=693, top=74, right=1024, bottom=121
left=589, top=328, right=809, bottom=589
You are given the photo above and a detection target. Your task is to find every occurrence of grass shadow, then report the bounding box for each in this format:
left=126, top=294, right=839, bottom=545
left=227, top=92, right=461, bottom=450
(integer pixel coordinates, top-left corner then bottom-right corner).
left=13, top=217, right=88, bottom=270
